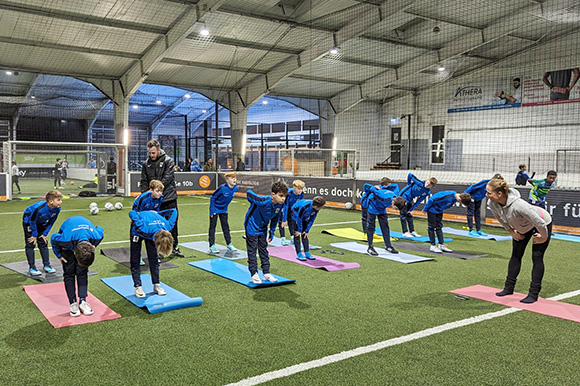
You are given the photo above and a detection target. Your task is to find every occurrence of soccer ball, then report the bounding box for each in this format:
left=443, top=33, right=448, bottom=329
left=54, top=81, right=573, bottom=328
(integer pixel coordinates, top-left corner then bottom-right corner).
left=90, top=206, right=99, bottom=215
left=89, top=202, right=98, bottom=209
left=114, top=202, right=123, bottom=210
left=345, top=202, right=353, bottom=210
left=70, top=181, right=75, bottom=185
left=104, top=202, right=114, bottom=211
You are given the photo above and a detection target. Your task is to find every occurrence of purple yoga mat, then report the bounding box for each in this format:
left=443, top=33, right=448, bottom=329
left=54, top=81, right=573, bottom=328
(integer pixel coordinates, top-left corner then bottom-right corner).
left=267, top=246, right=360, bottom=272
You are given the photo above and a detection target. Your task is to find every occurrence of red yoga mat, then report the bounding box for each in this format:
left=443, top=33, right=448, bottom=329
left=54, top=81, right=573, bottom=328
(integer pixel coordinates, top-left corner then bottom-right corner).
left=267, top=246, right=360, bottom=271
left=450, top=285, right=580, bottom=324
left=23, top=282, right=121, bottom=328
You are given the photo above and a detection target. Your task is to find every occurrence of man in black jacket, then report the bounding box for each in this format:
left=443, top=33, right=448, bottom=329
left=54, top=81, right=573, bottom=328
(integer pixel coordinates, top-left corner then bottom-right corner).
left=140, top=139, right=184, bottom=257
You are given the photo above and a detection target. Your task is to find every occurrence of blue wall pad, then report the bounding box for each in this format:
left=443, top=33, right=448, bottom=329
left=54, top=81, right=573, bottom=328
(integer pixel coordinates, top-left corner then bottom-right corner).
left=188, top=258, right=295, bottom=288
left=180, top=241, right=247, bottom=260
left=441, top=227, right=512, bottom=241
left=375, top=228, right=453, bottom=243
left=552, top=233, right=580, bottom=243
left=329, top=242, right=434, bottom=264
left=101, top=274, right=202, bottom=314
left=269, top=236, right=321, bottom=249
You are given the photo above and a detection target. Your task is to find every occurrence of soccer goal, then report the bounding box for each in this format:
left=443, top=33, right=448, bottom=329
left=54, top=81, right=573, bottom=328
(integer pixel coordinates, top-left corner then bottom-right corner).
left=278, top=148, right=358, bottom=178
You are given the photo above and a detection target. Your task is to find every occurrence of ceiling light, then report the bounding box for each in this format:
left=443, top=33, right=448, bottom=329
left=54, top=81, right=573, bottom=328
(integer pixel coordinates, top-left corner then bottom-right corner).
left=6, top=71, right=13, bottom=75
left=438, top=64, right=446, bottom=72
left=329, top=47, right=339, bottom=55
left=200, top=26, right=210, bottom=36
left=184, top=94, right=191, bottom=99
left=156, top=100, right=162, bottom=105
left=31, top=95, right=36, bottom=99
left=132, top=105, right=138, bottom=109
left=202, top=109, right=207, bottom=113
left=262, top=100, right=268, bottom=105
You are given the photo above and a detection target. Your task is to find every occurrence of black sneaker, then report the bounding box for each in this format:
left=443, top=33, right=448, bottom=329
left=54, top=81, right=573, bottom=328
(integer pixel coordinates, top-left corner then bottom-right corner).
left=367, top=246, right=378, bottom=256
left=172, top=248, right=185, bottom=258
left=385, top=246, right=399, bottom=254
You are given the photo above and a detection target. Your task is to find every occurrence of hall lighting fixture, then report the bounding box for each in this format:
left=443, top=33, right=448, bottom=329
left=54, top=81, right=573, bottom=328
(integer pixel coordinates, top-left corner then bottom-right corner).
left=6, top=70, right=13, bottom=75
left=200, top=23, right=210, bottom=36
left=202, top=109, right=207, bottom=113
left=329, top=47, right=339, bottom=55
left=123, top=128, right=129, bottom=145
left=31, top=95, right=36, bottom=99
left=438, top=64, right=446, bottom=72
left=262, top=100, right=268, bottom=105
left=241, top=133, right=247, bottom=156
left=132, top=105, right=138, bottom=109
left=156, top=100, right=162, bottom=105
left=184, top=94, right=191, bottom=99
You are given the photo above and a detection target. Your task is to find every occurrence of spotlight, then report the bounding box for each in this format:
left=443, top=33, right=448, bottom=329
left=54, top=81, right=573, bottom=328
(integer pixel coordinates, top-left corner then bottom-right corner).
left=184, top=94, right=191, bottom=99
left=6, top=71, right=13, bottom=75
left=132, top=105, right=138, bottom=109
left=156, top=100, right=162, bottom=105
left=200, top=26, right=210, bottom=36
left=262, top=100, right=268, bottom=105
left=329, top=47, right=339, bottom=55
left=438, top=64, right=446, bottom=72
left=202, top=109, right=207, bottom=113
left=31, top=95, right=36, bottom=99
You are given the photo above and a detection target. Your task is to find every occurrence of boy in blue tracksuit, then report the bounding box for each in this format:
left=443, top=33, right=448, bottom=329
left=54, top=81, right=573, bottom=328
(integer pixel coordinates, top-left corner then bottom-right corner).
left=279, top=180, right=304, bottom=246
left=361, top=177, right=399, bottom=233
left=244, top=181, right=288, bottom=284
left=423, top=191, right=472, bottom=253
left=209, top=172, right=239, bottom=253
left=365, top=184, right=399, bottom=256
left=22, top=190, right=63, bottom=276
left=51, top=216, right=104, bottom=317
left=133, top=179, right=164, bottom=212
left=129, top=209, right=176, bottom=298
left=398, top=174, right=437, bottom=238
left=291, top=196, right=326, bottom=260
left=464, top=178, right=491, bottom=236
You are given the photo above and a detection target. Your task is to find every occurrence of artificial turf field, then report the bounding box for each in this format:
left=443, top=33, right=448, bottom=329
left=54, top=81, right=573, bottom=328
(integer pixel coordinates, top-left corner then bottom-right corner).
left=1, top=194, right=579, bottom=386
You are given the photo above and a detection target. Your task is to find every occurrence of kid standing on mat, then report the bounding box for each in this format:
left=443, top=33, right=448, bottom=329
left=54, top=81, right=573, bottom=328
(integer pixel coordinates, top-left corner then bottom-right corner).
left=245, top=181, right=288, bottom=284
left=209, top=172, right=239, bottom=253
left=279, top=180, right=304, bottom=246
left=291, top=196, right=326, bottom=261
left=22, top=190, right=63, bottom=276
left=364, top=183, right=399, bottom=256
left=361, top=177, right=399, bottom=233
left=464, top=178, right=491, bottom=237
left=528, top=170, right=557, bottom=209
left=133, top=179, right=164, bottom=212
left=128, top=209, right=176, bottom=298
left=51, top=216, right=104, bottom=317
left=398, top=173, right=437, bottom=238
left=423, top=190, right=472, bottom=253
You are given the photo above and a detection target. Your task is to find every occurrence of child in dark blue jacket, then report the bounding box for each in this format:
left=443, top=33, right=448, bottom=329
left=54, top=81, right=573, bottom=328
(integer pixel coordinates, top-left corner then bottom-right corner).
left=365, top=183, right=399, bottom=256
left=291, top=196, right=325, bottom=260
left=244, top=181, right=288, bottom=284
left=209, top=172, right=239, bottom=253
left=133, top=179, right=164, bottom=212
left=279, top=179, right=304, bottom=246
left=423, top=191, right=471, bottom=253
left=129, top=209, right=176, bottom=298
left=22, top=190, right=63, bottom=276
left=361, top=177, right=398, bottom=233
left=51, top=216, right=104, bottom=317
left=464, top=178, right=491, bottom=236
left=398, top=174, right=437, bottom=238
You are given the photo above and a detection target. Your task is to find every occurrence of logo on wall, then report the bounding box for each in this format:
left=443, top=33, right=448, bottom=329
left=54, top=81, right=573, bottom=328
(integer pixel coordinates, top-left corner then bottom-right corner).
left=199, top=175, right=211, bottom=189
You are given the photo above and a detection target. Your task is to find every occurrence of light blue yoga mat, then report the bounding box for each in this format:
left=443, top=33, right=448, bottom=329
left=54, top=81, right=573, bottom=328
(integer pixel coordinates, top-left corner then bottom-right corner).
left=189, top=258, right=295, bottom=288
left=441, top=227, right=511, bottom=241
left=180, top=241, right=247, bottom=260
left=329, top=242, right=434, bottom=264
left=552, top=233, right=580, bottom=243
left=101, top=274, right=203, bottom=314
left=375, top=228, right=453, bottom=243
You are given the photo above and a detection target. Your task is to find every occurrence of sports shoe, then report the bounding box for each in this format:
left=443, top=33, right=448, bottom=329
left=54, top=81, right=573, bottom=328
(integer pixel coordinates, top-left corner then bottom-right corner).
left=367, top=246, right=378, bottom=256
left=139, top=257, right=145, bottom=266
left=296, top=252, right=307, bottom=261
left=304, top=251, right=316, bottom=260
left=477, top=230, right=488, bottom=236
left=70, top=302, right=81, bottom=317
left=172, top=248, right=185, bottom=258
left=79, top=301, right=94, bottom=316
left=430, top=245, right=442, bottom=253
left=262, top=273, right=278, bottom=282
left=468, top=230, right=480, bottom=237
left=227, top=243, right=237, bottom=251
left=251, top=273, right=262, bottom=284
left=280, top=238, right=291, bottom=246
left=209, top=244, right=219, bottom=253
left=495, top=289, right=513, bottom=297
left=411, top=231, right=421, bottom=237
left=29, top=268, right=42, bottom=276
left=385, top=246, right=399, bottom=254
left=520, top=295, right=537, bottom=304
left=135, top=286, right=146, bottom=298
left=402, top=232, right=414, bottom=238
left=438, top=244, right=453, bottom=253
left=44, top=265, right=56, bottom=273
left=153, top=283, right=167, bottom=296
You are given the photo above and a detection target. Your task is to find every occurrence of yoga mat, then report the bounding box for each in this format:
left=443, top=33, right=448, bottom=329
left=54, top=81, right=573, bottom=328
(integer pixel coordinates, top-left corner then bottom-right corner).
left=100, top=247, right=178, bottom=270
left=269, top=236, right=321, bottom=250
left=451, top=285, right=580, bottom=324
left=101, top=274, right=202, bottom=314
left=322, top=227, right=392, bottom=242
left=180, top=241, right=247, bottom=260
left=442, top=227, right=511, bottom=241
left=395, top=241, right=487, bottom=259
left=376, top=228, right=453, bottom=243
left=552, top=233, right=580, bottom=243
left=267, top=245, right=360, bottom=271
left=23, top=282, right=121, bottom=328
left=329, top=242, right=434, bottom=264
left=188, top=258, right=295, bottom=288
left=2, top=259, right=97, bottom=283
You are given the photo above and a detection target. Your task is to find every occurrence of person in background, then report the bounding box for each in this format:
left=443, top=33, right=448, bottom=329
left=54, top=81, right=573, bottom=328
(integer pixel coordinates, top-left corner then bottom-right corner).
left=236, top=157, right=246, bottom=171
left=184, top=157, right=192, bottom=172
left=53, top=158, right=61, bottom=189
left=11, top=161, right=21, bottom=194
left=192, top=158, right=203, bottom=172
left=528, top=170, right=557, bottom=209
left=515, top=164, right=535, bottom=186
left=203, top=158, right=215, bottom=171
left=464, top=178, right=491, bottom=237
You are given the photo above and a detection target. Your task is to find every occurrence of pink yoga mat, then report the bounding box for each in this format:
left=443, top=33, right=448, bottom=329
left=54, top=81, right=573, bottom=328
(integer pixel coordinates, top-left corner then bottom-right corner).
left=267, top=246, right=360, bottom=271
left=451, top=285, right=580, bottom=324
left=24, top=282, right=121, bottom=328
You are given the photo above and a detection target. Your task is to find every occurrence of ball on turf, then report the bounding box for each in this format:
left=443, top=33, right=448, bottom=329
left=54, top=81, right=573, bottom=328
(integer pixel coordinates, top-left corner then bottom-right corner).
left=70, top=180, right=75, bottom=185
left=104, top=202, right=114, bottom=211
left=345, top=202, right=353, bottom=210
left=89, top=202, right=98, bottom=209
left=90, top=206, right=99, bottom=215
left=114, top=202, right=123, bottom=210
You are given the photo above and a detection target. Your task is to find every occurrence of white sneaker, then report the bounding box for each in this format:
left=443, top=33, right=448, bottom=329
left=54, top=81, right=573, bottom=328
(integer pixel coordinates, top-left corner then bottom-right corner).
left=439, top=244, right=453, bottom=253
left=411, top=231, right=421, bottom=237
left=430, top=245, right=443, bottom=253
left=70, top=302, right=81, bottom=317
left=262, top=273, right=278, bottom=282
left=79, top=301, right=94, bottom=316
left=251, top=273, right=262, bottom=284
left=402, top=232, right=413, bottom=238
left=153, top=283, right=167, bottom=295
left=135, top=286, right=146, bottom=298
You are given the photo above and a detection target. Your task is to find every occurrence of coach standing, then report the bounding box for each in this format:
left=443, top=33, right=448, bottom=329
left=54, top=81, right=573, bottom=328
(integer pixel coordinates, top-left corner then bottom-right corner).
left=140, top=139, right=184, bottom=257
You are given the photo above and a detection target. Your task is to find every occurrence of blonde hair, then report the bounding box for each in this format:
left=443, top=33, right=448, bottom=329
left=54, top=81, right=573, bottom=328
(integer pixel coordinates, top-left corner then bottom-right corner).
left=428, top=177, right=438, bottom=185
left=154, top=230, right=174, bottom=257
left=149, top=179, right=164, bottom=191
left=492, top=173, right=503, bottom=180
left=293, top=179, right=305, bottom=189
left=46, top=190, right=63, bottom=201
left=225, top=172, right=237, bottom=179
left=487, top=177, right=509, bottom=196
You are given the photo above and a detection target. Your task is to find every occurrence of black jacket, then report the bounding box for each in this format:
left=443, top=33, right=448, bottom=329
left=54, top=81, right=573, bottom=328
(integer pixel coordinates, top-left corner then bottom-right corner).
left=140, top=150, right=177, bottom=202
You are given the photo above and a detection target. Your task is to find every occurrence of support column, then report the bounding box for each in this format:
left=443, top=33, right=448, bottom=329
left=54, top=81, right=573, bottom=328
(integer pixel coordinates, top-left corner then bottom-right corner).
left=229, top=97, right=248, bottom=171
left=113, top=97, right=129, bottom=145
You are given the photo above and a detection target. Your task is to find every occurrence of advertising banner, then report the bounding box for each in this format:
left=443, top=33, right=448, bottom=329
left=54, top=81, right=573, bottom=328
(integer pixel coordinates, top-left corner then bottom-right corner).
left=448, top=76, right=522, bottom=113
left=129, top=172, right=217, bottom=196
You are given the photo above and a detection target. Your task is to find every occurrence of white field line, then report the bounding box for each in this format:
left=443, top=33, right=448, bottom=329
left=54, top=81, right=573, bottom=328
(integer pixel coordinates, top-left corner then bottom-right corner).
left=225, top=288, right=580, bottom=386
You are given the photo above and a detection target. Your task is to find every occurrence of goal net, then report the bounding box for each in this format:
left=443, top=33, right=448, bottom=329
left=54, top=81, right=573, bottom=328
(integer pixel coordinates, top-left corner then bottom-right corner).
left=278, top=148, right=358, bottom=178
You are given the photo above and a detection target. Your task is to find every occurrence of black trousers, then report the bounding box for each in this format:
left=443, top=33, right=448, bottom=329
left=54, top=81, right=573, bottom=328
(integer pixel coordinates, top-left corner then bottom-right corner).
left=246, top=233, right=270, bottom=275
left=427, top=212, right=444, bottom=245
left=367, top=212, right=392, bottom=248
left=361, top=207, right=368, bottom=233
left=23, top=223, right=50, bottom=269
left=208, top=213, right=231, bottom=246
left=466, top=199, right=482, bottom=231
left=399, top=201, right=415, bottom=233
left=503, top=223, right=552, bottom=296
left=130, top=235, right=160, bottom=287
left=279, top=217, right=296, bottom=238
left=160, top=199, right=178, bottom=248
left=61, top=249, right=88, bottom=304
left=293, top=221, right=310, bottom=253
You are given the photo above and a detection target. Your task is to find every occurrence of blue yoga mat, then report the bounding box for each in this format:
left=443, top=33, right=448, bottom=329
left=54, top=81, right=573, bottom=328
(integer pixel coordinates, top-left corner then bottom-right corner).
left=189, top=258, right=295, bottom=288
left=441, top=227, right=512, bottom=241
left=552, top=233, right=580, bottom=243
left=375, top=228, right=453, bottom=243
left=101, top=274, right=203, bottom=314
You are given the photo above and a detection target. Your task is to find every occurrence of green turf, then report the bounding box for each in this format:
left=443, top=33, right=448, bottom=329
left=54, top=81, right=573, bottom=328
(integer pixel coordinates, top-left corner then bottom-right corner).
left=1, top=195, right=579, bottom=385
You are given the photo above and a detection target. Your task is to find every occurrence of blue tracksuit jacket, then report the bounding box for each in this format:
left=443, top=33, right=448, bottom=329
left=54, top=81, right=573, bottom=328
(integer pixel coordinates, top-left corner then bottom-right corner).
left=50, top=216, right=104, bottom=259
left=291, top=199, right=320, bottom=233
left=367, top=186, right=397, bottom=215
left=423, top=191, right=457, bottom=214
left=23, top=201, right=61, bottom=237
left=132, top=191, right=163, bottom=212
left=210, top=183, right=239, bottom=215
left=399, top=173, right=431, bottom=211
left=464, top=179, right=490, bottom=202
left=282, top=188, right=304, bottom=222
left=244, top=190, right=284, bottom=239
left=129, top=209, right=177, bottom=240
left=362, top=183, right=399, bottom=209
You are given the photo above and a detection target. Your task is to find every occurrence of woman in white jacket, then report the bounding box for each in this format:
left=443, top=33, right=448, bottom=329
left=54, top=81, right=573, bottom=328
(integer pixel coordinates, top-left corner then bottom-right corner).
left=486, top=176, right=552, bottom=303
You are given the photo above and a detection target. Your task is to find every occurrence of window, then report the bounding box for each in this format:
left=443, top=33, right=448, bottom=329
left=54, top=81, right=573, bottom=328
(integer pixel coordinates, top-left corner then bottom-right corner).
left=431, top=125, right=445, bottom=164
